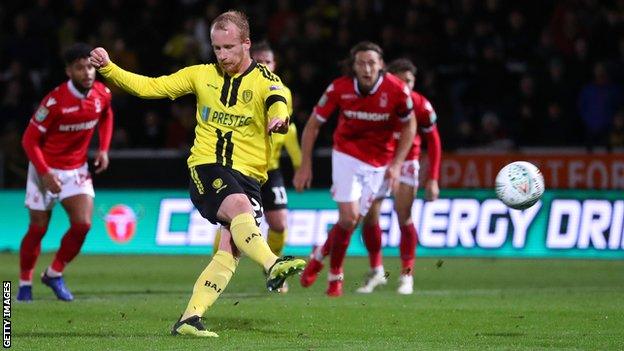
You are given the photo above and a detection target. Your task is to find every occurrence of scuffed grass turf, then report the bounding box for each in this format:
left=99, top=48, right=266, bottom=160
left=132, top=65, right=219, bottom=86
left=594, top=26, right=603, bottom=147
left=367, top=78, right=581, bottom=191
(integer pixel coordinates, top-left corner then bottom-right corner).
left=1, top=254, right=623, bottom=350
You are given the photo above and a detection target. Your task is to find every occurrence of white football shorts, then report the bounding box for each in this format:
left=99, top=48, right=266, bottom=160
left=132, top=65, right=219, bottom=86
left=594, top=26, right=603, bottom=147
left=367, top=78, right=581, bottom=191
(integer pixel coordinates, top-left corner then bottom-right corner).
left=25, top=162, right=94, bottom=211
left=399, top=159, right=421, bottom=188
left=331, top=150, right=389, bottom=216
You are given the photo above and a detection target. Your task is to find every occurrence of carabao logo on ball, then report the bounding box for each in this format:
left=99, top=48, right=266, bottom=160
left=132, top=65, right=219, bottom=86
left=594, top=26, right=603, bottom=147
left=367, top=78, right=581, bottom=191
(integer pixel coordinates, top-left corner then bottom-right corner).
left=495, top=161, right=545, bottom=210
left=509, top=163, right=531, bottom=195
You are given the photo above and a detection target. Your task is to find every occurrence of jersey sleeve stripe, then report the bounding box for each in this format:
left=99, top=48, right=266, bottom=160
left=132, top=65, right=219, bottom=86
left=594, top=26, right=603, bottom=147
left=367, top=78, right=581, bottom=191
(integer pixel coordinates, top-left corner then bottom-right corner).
left=399, top=112, right=414, bottom=122
left=314, top=113, right=327, bottom=123
left=398, top=107, right=414, bottom=118
left=30, top=120, right=47, bottom=133
left=265, top=94, right=287, bottom=111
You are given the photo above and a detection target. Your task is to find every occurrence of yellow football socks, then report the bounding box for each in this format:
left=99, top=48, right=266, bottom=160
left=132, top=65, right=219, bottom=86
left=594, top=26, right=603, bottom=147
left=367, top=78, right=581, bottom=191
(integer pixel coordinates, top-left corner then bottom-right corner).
left=230, top=213, right=278, bottom=270
left=181, top=250, right=237, bottom=320
left=212, top=227, right=221, bottom=255
left=267, top=228, right=287, bottom=256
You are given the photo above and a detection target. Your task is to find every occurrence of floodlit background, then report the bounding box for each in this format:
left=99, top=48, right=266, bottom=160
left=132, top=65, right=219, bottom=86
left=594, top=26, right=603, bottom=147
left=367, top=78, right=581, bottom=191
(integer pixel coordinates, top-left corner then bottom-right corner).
left=0, top=2, right=623, bottom=349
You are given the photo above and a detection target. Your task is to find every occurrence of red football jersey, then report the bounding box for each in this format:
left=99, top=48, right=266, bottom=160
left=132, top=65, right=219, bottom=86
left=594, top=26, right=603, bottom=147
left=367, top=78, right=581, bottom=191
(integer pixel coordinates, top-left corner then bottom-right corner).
left=22, top=80, right=113, bottom=174
left=405, top=91, right=437, bottom=160
left=313, top=73, right=413, bottom=167
left=396, top=91, right=442, bottom=181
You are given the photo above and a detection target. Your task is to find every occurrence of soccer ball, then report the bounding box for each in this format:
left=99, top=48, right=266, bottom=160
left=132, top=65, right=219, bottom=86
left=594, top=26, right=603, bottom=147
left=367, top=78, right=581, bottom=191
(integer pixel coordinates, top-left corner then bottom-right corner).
left=495, top=161, right=545, bottom=210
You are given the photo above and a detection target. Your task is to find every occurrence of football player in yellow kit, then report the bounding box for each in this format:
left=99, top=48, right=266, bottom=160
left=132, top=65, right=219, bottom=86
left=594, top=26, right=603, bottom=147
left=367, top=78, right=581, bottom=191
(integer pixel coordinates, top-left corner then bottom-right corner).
left=89, top=10, right=306, bottom=337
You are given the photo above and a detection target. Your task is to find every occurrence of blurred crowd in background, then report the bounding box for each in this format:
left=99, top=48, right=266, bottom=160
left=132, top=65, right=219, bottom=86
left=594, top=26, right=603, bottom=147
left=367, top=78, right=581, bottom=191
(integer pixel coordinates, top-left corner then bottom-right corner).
left=1, top=0, right=624, bottom=186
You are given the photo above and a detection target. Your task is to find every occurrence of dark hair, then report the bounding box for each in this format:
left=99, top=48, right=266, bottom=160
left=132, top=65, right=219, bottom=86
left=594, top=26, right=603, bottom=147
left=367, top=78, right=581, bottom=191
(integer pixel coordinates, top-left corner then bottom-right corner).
left=211, top=10, right=250, bottom=40
left=387, top=58, right=417, bottom=76
left=251, top=40, right=273, bottom=56
left=343, top=41, right=384, bottom=76
left=349, top=41, right=383, bottom=60
left=64, top=42, right=93, bottom=65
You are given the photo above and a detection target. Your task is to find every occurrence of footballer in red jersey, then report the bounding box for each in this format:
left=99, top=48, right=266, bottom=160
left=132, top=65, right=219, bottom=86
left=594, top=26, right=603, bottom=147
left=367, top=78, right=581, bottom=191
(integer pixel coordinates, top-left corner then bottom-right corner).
left=17, top=43, right=114, bottom=302
left=294, top=42, right=416, bottom=297
left=359, top=58, right=442, bottom=295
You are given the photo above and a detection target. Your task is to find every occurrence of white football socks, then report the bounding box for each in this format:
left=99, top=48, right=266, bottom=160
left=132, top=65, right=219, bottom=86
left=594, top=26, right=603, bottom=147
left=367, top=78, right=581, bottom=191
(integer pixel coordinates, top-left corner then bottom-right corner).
left=46, top=267, right=62, bottom=278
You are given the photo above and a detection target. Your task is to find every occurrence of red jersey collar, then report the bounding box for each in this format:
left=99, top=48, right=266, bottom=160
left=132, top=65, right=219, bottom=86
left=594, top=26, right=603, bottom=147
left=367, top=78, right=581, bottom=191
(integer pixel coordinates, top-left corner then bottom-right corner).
left=67, top=80, right=91, bottom=99
left=353, top=73, right=384, bottom=96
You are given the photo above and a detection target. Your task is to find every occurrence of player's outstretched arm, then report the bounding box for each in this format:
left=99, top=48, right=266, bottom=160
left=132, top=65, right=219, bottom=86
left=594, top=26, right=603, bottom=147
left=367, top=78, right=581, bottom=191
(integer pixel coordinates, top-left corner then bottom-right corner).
left=424, top=125, right=442, bottom=201
left=89, top=47, right=195, bottom=100
left=284, top=123, right=302, bottom=170
left=425, top=179, right=440, bottom=201
left=265, top=81, right=291, bottom=134
left=94, top=100, right=113, bottom=174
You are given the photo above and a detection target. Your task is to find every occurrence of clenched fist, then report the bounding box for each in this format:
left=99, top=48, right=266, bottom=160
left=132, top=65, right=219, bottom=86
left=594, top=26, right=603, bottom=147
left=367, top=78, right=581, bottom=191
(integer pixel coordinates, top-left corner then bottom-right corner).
left=89, top=47, right=111, bottom=69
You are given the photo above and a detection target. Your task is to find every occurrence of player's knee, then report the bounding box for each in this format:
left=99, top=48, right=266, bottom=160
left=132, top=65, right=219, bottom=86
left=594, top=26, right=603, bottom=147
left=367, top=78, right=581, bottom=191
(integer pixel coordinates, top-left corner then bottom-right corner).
left=395, top=207, right=412, bottom=225
left=28, top=222, right=49, bottom=234
left=270, top=222, right=286, bottom=233
left=220, top=194, right=254, bottom=220
left=267, top=215, right=287, bottom=232
left=71, top=222, right=91, bottom=236
left=337, top=216, right=358, bottom=231
left=362, top=212, right=378, bottom=227
left=30, top=220, right=48, bottom=229
left=29, top=215, right=50, bottom=229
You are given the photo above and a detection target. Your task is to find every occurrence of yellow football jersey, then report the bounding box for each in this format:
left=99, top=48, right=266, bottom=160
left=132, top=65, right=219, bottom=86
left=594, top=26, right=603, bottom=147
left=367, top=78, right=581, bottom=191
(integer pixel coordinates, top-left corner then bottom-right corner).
left=99, top=61, right=290, bottom=183
left=268, top=85, right=301, bottom=171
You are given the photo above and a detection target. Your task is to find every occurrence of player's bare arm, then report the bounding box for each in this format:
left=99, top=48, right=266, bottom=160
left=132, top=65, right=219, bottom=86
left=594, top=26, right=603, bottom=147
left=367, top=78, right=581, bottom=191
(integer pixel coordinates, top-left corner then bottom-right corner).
left=293, top=114, right=322, bottom=191
left=94, top=151, right=109, bottom=174
left=423, top=121, right=442, bottom=202
left=424, top=179, right=440, bottom=201
left=41, top=172, right=62, bottom=194
left=385, top=114, right=416, bottom=188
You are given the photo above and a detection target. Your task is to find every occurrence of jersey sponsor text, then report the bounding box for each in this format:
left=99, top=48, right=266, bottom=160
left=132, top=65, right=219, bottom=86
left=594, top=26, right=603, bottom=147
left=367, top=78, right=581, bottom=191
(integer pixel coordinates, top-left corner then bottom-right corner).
left=343, top=110, right=390, bottom=121
left=59, top=119, right=99, bottom=132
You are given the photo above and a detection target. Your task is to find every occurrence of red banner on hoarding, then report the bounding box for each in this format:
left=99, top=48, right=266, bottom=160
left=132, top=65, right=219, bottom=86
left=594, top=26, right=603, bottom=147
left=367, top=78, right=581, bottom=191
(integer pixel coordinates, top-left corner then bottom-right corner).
left=428, top=153, right=624, bottom=189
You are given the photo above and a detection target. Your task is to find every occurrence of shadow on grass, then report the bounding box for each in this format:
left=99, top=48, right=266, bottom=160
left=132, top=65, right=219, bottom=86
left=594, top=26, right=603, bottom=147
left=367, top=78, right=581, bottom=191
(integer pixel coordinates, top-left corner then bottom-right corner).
left=18, top=317, right=292, bottom=338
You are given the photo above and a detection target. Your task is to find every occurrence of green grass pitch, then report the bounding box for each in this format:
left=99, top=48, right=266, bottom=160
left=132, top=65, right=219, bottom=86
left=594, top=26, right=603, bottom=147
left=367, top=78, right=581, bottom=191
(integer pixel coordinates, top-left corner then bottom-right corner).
left=1, top=253, right=623, bottom=350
